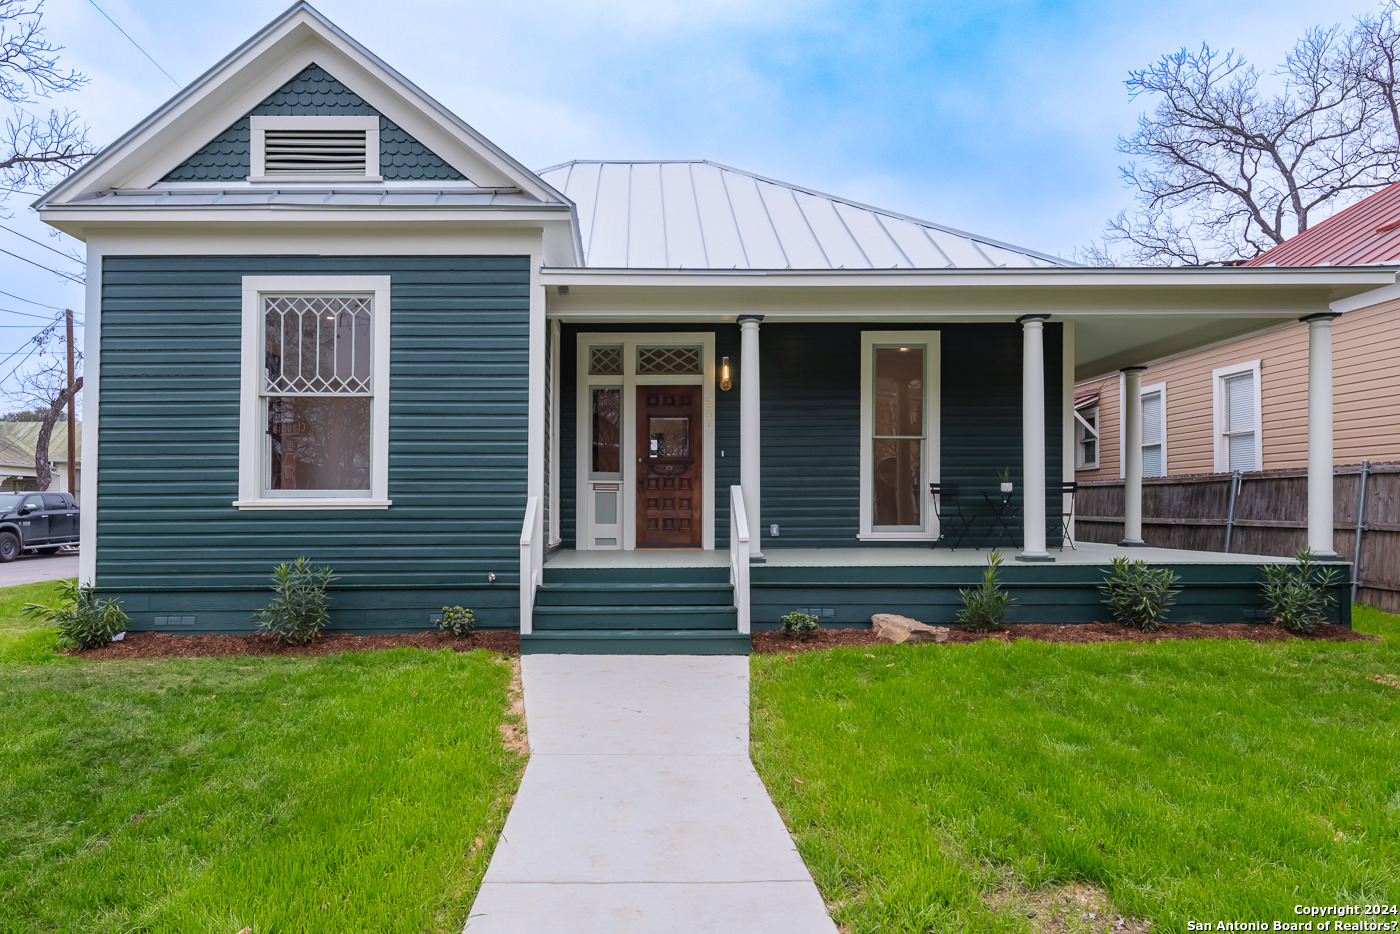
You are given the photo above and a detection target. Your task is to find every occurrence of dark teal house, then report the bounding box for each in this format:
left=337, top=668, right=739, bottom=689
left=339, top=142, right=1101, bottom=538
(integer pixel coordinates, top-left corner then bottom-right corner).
left=39, top=3, right=1376, bottom=652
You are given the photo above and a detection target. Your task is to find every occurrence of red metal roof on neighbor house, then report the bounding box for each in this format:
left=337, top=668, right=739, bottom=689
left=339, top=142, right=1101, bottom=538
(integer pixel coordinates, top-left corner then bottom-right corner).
left=1245, top=181, right=1400, bottom=266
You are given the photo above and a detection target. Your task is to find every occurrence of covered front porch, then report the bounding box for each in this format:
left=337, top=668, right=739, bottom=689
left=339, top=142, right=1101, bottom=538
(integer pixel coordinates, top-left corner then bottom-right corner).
left=510, top=267, right=1386, bottom=652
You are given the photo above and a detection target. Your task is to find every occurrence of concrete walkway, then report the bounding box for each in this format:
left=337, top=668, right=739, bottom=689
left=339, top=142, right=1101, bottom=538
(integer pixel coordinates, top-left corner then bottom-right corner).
left=466, top=655, right=838, bottom=934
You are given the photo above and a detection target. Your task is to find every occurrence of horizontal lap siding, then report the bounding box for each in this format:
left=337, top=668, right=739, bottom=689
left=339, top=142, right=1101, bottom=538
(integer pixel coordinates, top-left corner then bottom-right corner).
left=760, top=324, right=860, bottom=546
left=98, top=255, right=530, bottom=631
left=1078, top=300, right=1400, bottom=480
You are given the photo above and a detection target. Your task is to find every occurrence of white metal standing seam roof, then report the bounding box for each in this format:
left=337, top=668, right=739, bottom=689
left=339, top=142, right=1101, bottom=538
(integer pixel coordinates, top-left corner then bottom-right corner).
left=537, top=160, right=1071, bottom=270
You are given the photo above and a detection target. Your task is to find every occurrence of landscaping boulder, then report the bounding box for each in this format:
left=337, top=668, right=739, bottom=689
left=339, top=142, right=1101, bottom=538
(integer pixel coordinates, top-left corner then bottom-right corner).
left=871, top=614, right=949, bottom=644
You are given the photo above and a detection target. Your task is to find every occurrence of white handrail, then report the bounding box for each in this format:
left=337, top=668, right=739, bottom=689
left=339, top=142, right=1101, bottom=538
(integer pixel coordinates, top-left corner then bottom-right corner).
left=520, top=496, right=539, bottom=636
left=729, top=485, right=751, bottom=634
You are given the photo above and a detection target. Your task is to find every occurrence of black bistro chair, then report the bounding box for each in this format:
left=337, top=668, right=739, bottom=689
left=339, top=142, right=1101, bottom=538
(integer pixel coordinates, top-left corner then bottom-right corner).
left=1049, top=480, right=1078, bottom=550
left=930, top=482, right=975, bottom=550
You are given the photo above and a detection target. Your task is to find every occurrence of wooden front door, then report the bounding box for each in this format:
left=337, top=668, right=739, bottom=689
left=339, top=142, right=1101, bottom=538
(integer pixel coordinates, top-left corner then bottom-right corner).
left=636, top=386, right=702, bottom=547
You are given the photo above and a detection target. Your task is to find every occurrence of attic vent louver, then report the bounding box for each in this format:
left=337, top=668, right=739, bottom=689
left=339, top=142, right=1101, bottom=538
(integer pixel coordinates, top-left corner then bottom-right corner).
left=264, top=129, right=366, bottom=176
left=249, top=116, right=380, bottom=181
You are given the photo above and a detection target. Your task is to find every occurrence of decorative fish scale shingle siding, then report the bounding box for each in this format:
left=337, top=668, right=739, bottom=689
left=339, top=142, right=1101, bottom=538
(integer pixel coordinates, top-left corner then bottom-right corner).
left=162, top=63, right=465, bottom=182
left=98, top=255, right=529, bottom=632
left=559, top=322, right=1062, bottom=549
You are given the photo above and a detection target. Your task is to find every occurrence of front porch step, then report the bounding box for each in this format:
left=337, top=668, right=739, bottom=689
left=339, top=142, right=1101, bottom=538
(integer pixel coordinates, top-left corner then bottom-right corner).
left=532, top=605, right=739, bottom=630
left=535, top=582, right=735, bottom=607
left=542, top=566, right=730, bottom=585
left=519, top=629, right=752, bottom=655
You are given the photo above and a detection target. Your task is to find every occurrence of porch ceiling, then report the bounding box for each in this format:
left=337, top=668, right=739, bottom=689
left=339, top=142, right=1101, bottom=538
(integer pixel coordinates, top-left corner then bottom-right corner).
left=539, top=265, right=1399, bottom=381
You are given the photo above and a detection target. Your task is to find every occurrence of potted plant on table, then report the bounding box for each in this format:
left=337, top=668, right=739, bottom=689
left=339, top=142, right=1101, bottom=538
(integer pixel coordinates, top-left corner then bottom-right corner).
left=998, top=467, right=1013, bottom=493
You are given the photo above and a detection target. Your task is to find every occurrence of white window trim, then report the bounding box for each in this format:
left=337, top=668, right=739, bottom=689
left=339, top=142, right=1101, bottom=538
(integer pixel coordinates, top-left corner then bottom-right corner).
left=248, top=115, right=382, bottom=182
left=858, top=330, right=941, bottom=540
left=1212, top=359, right=1262, bottom=474
left=1117, top=379, right=1167, bottom=478
left=574, top=332, right=716, bottom=550
left=1074, top=404, right=1100, bottom=471
left=235, top=276, right=392, bottom=510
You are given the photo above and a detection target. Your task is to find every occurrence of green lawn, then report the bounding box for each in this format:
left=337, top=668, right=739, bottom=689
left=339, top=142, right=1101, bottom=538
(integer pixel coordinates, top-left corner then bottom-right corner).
left=0, top=580, right=524, bottom=934
left=752, top=606, right=1400, bottom=934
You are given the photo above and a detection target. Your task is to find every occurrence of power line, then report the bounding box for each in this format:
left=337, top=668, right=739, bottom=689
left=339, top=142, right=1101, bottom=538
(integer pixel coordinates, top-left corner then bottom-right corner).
left=0, top=341, right=43, bottom=389
left=0, top=289, right=65, bottom=310
left=0, top=312, right=69, bottom=389
left=0, top=307, right=74, bottom=320
left=0, top=245, right=85, bottom=283
left=87, top=0, right=180, bottom=88
left=0, top=226, right=83, bottom=262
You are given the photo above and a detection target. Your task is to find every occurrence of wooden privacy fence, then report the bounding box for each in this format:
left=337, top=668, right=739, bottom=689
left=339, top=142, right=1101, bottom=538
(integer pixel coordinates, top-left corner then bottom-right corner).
left=1076, top=461, right=1400, bottom=612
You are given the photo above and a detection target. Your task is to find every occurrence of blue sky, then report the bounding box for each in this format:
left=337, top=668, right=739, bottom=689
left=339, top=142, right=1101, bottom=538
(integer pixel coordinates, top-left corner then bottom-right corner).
left=0, top=0, right=1383, bottom=408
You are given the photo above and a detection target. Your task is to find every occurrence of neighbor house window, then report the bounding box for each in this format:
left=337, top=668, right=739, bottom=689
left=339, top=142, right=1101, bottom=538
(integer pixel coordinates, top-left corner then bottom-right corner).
left=859, top=331, right=940, bottom=540
left=1141, top=384, right=1165, bottom=477
left=236, top=277, right=391, bottom=509
left=1213, top=360, right=1261, bottom=473
left=1075, top=405, right=1099, bottom=470
left=248, top=116, right=381, bottom=181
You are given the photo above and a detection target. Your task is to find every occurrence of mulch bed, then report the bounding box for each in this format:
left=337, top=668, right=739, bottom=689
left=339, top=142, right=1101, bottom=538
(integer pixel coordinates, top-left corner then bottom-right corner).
left=68, top=629, right=522, bottom=660
left=64, top=620, right=1374, bottom=660
left=750, top=621, right=1376, bottom=654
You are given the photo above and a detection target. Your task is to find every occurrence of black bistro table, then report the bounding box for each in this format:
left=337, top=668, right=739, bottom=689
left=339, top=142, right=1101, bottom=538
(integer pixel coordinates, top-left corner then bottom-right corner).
left=978, top=489, right=1020, bottom=549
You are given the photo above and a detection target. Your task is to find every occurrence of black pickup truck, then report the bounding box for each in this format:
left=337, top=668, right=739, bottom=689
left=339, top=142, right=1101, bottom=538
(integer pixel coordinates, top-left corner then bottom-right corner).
left=0, top=492, right=80, bottom=561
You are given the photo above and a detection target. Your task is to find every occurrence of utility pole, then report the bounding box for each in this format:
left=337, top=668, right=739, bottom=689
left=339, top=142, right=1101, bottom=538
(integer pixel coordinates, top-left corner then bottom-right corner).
left=65, top=308, right=75, bottom=496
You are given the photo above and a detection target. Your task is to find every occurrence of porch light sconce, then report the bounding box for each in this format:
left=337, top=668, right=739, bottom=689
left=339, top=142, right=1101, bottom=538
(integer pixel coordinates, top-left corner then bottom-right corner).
left=720, top=356, right=732, bottom=391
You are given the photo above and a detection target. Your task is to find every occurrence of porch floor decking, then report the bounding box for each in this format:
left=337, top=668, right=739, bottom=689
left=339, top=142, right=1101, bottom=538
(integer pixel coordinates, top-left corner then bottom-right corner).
left=546, top=541, right=1301, bottom=568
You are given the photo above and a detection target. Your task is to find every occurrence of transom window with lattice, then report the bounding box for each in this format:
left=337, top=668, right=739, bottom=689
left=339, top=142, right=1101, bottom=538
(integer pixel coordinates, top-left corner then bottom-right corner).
left=637, top=346, right=701, bottom=375
left=589, top=345, right=623, bottom=376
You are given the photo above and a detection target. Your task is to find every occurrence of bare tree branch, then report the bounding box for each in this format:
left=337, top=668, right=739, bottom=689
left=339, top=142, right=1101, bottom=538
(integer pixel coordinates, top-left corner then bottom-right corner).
left=0, top=1, right=91, bottom=197
left=1093, top=4, right=1400, bottom=265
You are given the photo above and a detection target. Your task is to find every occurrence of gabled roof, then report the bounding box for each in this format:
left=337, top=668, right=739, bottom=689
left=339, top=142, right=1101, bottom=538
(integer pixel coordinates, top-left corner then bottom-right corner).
left=1244, top=182, right=1400, bottom=267
left=537, top=160, right=1070, bottom=270
left=35, top=2, right=568, bottom=207
left=0, top=422, right=81, bottom=471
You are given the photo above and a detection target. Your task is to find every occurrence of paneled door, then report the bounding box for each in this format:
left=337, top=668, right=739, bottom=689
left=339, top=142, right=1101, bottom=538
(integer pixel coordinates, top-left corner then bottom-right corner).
left=636, top=386, right=702, bottom=547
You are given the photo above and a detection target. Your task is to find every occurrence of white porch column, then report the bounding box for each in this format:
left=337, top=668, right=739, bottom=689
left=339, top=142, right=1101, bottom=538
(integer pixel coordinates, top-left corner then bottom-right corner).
left=1305, top=312, right=1341, bottom=557
left=1120, top=365, right=1147, bottom=547
left=1017, top=315, right=1052, bottom=562
left=739, top=315, right=764, bottom=559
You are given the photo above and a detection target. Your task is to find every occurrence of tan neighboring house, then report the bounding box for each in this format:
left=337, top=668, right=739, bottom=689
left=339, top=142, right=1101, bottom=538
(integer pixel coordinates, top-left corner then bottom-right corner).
left=1074, top=182, right=1400, bottom=480
left=0, top=421, right=82, bottom=499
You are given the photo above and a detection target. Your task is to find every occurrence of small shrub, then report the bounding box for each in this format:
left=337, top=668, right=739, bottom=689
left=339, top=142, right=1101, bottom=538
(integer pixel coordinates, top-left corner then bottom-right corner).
left=436, top=605, right=476, bottom=638
left=1262, top=550, right=1338, bottom=634
left=26, top=580, right=128, bottom=649
left=780, top=612, right=819, bottom=641
left=957, top=549, right=1013, bottom=632
left=252, top=557, right=338, bottom=644
left=1099, top=556, right=1181, bottom=632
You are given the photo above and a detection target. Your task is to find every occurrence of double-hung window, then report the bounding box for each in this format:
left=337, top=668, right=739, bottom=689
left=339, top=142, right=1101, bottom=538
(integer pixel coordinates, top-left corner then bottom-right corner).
left=1074, top=405, right=1099, bottom=470
left=1141, top=384, right=1165, bottom=477
left=859, top=331, right=940, bottom=539
left=236, top=277, right=391, bottom=509
left=1213, top=360, right=1261, bottom=473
